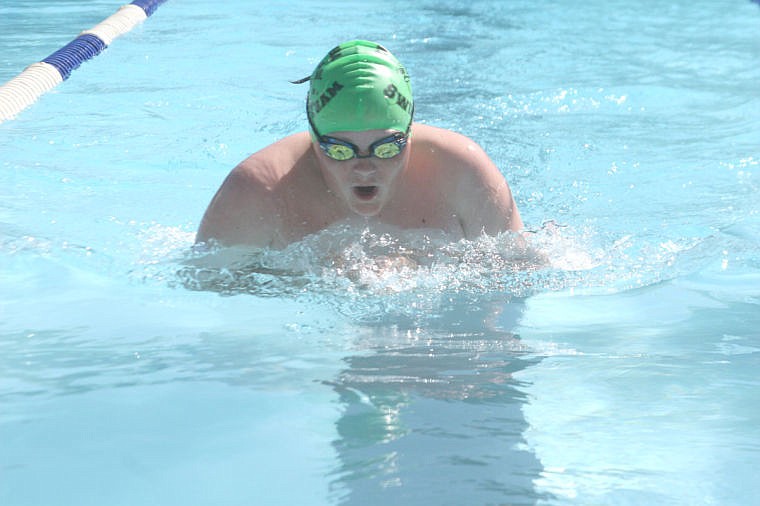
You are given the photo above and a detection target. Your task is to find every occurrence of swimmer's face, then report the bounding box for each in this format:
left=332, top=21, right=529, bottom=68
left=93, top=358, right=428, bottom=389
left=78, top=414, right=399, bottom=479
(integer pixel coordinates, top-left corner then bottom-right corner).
left=313, top=129, right=410, bottom=217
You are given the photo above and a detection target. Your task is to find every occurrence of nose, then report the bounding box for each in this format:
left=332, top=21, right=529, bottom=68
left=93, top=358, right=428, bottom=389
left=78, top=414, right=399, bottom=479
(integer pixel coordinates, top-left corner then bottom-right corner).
left=351, top=160, right=377, bottom=179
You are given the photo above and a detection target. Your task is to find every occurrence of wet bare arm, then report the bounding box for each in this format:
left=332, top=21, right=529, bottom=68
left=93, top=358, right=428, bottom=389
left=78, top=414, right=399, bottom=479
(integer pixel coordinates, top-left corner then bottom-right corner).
left=438, top=130, right=523, bottom=238
left=196, top=164, right=279, bottom=248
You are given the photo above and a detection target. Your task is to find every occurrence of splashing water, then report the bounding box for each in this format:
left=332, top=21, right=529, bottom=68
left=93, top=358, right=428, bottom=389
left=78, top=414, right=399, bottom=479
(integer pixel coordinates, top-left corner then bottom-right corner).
left=150, top=215, right=733, bottom=325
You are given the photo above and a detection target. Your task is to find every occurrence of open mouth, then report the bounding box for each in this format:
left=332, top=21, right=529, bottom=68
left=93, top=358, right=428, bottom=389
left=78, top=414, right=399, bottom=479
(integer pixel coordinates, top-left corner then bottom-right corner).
left=353, top=185, right=379, bottom=201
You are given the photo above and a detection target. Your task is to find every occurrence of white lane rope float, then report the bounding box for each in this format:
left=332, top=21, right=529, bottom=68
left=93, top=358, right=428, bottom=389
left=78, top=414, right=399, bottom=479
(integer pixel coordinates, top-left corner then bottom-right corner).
left=0, top=0, right=169, bottom=124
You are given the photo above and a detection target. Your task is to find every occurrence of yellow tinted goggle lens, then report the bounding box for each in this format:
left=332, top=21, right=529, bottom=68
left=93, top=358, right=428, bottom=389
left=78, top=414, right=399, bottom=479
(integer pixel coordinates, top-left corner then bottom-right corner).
left=319, top=133, right=407, bottom=161
left=372, top=141, right=402, bottom=159
left=325, top=143, right=355, bottom=161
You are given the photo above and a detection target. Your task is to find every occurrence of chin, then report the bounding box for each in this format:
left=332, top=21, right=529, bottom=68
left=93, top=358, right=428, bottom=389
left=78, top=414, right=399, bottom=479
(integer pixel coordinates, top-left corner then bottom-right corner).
left=348, top=196, right=386, bottom=217
left=351, top=204, right=383, bottom=217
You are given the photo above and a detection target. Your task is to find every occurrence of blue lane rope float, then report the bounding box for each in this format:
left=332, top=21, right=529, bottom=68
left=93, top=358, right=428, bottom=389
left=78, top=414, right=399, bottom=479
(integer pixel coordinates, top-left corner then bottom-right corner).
left=42, top=34, right=109, bottom=81
left=0, top=0, right=169, bottom=124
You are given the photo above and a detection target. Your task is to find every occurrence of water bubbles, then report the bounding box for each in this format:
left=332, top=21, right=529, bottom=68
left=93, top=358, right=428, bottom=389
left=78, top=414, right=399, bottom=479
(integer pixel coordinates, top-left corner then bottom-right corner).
left=174, top=222, right=606, bottom=324
left=125, top=212, right=751, bottom=326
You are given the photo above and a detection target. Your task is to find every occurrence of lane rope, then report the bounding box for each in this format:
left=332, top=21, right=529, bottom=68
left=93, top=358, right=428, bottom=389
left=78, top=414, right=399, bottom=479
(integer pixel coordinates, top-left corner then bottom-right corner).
left=0, top=0, right=169, bottom=124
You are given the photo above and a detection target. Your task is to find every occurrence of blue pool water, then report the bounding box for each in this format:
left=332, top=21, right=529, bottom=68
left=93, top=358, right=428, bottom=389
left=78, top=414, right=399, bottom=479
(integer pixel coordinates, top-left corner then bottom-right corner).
left=2, top=1, right=760, bottom=505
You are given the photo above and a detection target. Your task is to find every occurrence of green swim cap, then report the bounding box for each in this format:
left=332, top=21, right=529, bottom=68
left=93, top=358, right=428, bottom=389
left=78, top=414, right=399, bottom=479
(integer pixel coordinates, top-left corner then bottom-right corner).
left=307, top=40, right=413, bottom=137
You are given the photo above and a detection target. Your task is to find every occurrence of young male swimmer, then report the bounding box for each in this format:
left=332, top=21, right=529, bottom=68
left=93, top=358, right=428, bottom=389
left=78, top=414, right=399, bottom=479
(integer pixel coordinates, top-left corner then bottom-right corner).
left=196, top=40, right=523, bottom=248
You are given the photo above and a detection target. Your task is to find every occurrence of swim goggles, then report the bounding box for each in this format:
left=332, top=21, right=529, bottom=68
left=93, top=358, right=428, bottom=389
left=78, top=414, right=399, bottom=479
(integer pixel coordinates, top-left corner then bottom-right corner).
left=318, top=132, right=408, bottom=161
left=307, top=109, right=410, bottom=161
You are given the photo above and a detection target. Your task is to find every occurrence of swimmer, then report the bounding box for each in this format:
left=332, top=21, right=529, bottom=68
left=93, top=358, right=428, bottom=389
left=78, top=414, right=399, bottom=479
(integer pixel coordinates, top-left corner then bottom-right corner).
left=196, top=40, right=523, bottom=249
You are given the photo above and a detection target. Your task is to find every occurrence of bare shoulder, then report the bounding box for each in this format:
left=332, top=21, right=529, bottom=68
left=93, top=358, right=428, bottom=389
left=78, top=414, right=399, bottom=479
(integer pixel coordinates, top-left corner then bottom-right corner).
left=412, top=124, right=490, bottom=159
left=410, top=124, right=502, bottom=187
left=196, top=132, right=312, bottom=247
left=411, top=124, right=506, bottom=189
left=236, top=132, right=313, bottom=184
left=410, top=123, right=523, bottom=235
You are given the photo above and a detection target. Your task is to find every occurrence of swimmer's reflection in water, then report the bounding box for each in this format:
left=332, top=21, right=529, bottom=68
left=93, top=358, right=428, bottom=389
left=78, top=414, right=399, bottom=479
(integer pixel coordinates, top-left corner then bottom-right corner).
left=196, top=40, right=525, bottom=252
left=326, top=293, right=551, bottom=505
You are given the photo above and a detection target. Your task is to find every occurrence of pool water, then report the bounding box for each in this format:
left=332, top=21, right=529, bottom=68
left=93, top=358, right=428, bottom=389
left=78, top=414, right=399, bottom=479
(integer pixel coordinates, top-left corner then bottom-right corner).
left=2, top=1, right=760, bottom=505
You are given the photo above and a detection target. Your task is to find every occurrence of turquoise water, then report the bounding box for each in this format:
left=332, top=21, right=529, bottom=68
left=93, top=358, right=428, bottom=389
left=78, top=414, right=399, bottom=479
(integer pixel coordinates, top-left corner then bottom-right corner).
left=2, top=1, right=760, bottom=505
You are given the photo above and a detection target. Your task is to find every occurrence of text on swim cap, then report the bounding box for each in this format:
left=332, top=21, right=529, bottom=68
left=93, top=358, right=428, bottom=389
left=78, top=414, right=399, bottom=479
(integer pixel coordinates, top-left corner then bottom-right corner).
left=310, top=81, right=344, bottom=117
left=384, top=84, right=413, bottom=115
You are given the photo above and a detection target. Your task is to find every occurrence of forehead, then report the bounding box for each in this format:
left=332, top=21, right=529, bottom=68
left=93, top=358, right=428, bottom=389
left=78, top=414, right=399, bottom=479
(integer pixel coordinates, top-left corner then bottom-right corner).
left=325, top=129, right=399, bottom=145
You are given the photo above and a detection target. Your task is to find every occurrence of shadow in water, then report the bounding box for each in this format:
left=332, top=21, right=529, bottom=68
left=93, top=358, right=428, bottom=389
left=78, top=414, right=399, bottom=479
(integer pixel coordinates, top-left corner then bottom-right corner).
left=328, top=293, right=550, bottom=506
